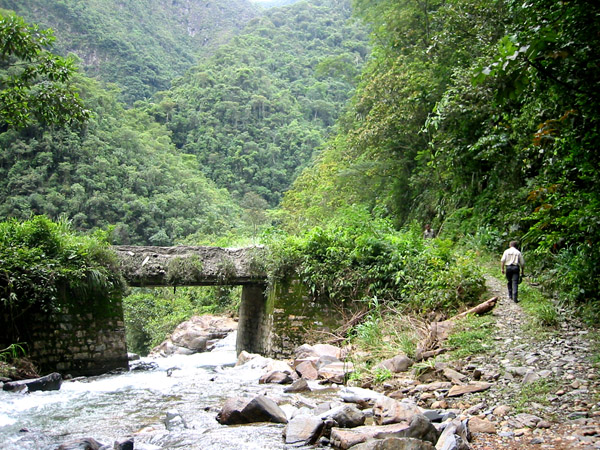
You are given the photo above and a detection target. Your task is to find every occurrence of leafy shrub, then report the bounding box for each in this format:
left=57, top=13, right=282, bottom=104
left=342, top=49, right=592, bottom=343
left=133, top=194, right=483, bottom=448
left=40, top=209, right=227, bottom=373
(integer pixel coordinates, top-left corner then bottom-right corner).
left=0, top=216, right=124, bottom=321
left=265, top=215, right=485, bottom=315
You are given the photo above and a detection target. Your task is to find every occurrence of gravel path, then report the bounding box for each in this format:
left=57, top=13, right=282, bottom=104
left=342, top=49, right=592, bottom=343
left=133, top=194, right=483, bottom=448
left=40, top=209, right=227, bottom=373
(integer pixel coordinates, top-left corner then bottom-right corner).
left=466, top=274, right=600, bottom=449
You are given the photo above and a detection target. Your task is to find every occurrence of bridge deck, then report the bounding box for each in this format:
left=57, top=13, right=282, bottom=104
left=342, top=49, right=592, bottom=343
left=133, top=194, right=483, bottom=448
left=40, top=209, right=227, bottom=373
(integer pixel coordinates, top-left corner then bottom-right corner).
left=114, top=245, right=267, bottom=287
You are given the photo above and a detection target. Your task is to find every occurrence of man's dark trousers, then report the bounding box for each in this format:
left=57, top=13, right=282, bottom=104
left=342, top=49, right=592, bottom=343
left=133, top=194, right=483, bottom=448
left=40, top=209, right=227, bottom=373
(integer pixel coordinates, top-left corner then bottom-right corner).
left=506, top=264, right=520, bottom=302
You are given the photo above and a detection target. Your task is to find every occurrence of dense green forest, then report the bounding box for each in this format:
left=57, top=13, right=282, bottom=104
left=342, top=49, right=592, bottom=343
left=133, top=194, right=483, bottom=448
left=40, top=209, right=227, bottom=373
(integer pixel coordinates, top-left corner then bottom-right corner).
left=0, top=0, right=366, bottom=243
left=1, top=0, right=598, bottom=336
left=283, top=0, right=600, bottom=311
left=0, top=0, right=260, bottom=103
left=155, top=0, right=368, bottom=204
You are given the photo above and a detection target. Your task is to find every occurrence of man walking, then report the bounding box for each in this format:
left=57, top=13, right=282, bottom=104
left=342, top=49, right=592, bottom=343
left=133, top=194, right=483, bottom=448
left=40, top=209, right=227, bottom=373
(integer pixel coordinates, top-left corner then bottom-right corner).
left=501, top=241, right=525, bottom=303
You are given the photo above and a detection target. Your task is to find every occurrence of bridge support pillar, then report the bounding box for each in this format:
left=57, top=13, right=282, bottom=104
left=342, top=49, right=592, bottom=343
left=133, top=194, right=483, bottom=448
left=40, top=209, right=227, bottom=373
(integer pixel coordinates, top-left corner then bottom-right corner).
left=236, top=284, right=272, bottom=355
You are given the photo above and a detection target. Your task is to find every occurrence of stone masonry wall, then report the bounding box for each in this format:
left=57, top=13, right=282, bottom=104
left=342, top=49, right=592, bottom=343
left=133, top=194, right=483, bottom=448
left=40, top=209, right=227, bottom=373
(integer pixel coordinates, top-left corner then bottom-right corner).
left=1, top=299, right=129, bottom=377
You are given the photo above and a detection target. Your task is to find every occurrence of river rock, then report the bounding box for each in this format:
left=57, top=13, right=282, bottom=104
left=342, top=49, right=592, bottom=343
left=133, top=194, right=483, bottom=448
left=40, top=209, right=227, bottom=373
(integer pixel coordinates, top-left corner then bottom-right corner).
left=296, top=343, right=343, bottom=360
left=374, top=414, right=439, bottom=445
left=216, top=395, right=288, bottom=425
left=467, top=417, right=496, bottom=433
left=259, top=370, right=295, bottom=384
left=236, top=350, right=260, bottom=365
left=57, top=437, right=105, bottom=450
left=113, top=437, right=134, bottom=450
left=492, top=404, right=511, bottom=417
left=350, top=437, right=435, bottom=450
left=3, top=372, right=62, bottom=392
left=216, top=397, right=250, bottom=424
left=284, top=378, right=311, bottom=393
left=330, top=414, right=439, bottom=449
left=150, top=315, right=237, bottom=356
left=331, top=422, right=415, bottom=449
left=447, top=382, right=491, bottom=397
left=377, top=355, right=414, bottom=373
left=436, top=418, right=470, bottom=450
left=442, top=368, right=467, bottom=384
left=340, top=386, right=385, bottom=404
left=284, top=414, right=325, bottom=445
left=373, top=396, right=421, bottom=425
left=320, top=404, right=366, bottom=428
left=295, top=360, right=319, bottom=380
left=512, top=413, right=542, bottom=428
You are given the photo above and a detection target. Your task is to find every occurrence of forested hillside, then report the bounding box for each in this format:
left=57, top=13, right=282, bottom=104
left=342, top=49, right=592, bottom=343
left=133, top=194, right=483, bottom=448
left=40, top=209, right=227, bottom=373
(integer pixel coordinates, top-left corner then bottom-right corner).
left=0, top=0, right=260, bottom=103
left=283, top=0, right=600, bottom=308
left=148, top=0, right=368, bottom=204
left=0, top=0, right=367, bottom=243
left=2, top=0, right=597, bottom=311
left=0, top=74, right=242, bottom=245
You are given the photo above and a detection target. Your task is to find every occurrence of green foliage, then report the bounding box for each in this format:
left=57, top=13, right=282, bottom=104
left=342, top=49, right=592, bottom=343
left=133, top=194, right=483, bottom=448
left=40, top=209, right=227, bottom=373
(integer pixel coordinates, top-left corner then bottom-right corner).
left=0, top=74, right=243, bottom=245
left=266, top=208, right=485, bottom=313
left=0, top=12, right=89, bottom=128
left=123, top=286, right=239, bottom=355
left=446, top=314, right=494, bottom=359
left=519, top=284, right=559, bottom=329
left=0, top=216, right=124, bottom=323
left=284, top=0, right=600, bottom=311
left=0, top=342, right=26, bottom=362
left=1, top=0, right=260, bottom=104
left=372, top=366, right=392, bottom=384
left=151, top=0, right=368, bottom=205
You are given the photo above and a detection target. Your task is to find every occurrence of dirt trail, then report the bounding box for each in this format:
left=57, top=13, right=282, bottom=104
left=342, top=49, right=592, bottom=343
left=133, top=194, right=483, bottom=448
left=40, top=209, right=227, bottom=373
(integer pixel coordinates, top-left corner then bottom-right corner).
left=467, top=275, right=600, bottom=449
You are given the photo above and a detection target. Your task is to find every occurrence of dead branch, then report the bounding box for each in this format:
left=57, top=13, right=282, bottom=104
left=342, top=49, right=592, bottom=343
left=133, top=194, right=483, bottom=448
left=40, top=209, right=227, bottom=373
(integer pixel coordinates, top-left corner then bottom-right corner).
left=417, top=296, right=498, bottom=360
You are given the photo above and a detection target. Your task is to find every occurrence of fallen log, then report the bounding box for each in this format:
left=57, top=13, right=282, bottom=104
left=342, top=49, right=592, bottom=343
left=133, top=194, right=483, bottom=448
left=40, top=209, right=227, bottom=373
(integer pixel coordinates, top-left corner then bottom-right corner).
left=417, top=297, right=498, bottom=359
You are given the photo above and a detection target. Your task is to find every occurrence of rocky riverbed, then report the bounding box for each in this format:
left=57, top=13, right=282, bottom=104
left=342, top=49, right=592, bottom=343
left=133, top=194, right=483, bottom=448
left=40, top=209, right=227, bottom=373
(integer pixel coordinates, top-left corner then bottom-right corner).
left=2, top=275, right=598, bottom=449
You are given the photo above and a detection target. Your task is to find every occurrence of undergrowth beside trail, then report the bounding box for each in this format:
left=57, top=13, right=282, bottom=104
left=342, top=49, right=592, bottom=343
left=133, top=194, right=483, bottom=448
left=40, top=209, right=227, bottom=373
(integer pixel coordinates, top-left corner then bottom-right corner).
left=265, top=211, right=487, bottom=314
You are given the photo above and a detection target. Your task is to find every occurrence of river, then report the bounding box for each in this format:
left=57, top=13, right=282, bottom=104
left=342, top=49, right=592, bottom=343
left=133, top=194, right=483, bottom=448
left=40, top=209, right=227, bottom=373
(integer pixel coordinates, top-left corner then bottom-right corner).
left=0, top=332, right=338, bottom=449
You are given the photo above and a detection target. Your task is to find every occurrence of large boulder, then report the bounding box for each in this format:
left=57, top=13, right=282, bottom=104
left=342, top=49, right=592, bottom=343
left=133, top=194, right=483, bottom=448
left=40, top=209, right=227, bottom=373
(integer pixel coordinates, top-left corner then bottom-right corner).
left=331, top=423, right=416, bottom=449
left=259, top=370, right=296, bottom=385
left=150, top=315, right=236, bottom=357
left=3, top=372, right=62, bottom=392
left=295, top=360, right=319, bottom=380
left=374, top=414, right=439, bottom=445
left=320, top=404, right=366, bottom=428
left=216, top=395, right=288, bottom=425
left=284, top=378, right=311, bottom=393
left=295, top=343, right=343, bottom=360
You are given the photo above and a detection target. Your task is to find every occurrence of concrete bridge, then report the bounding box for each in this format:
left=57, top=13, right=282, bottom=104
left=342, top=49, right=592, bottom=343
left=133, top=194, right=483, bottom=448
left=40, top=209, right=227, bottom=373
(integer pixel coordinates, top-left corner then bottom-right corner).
left=114, top=245, right=272, bottom=357
left=1, top=245, right=340, bottom=376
